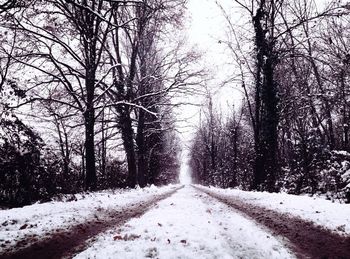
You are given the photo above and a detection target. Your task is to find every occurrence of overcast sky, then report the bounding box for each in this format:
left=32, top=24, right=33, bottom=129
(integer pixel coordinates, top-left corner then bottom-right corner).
left=176, top=0, right=243, bottom=139
left=177, top=0, right=244, bottom=182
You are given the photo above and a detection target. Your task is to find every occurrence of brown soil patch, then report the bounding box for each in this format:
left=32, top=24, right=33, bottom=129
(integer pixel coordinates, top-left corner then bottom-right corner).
left=196, top=186, right=350, bottom=259
left=1, top=187, right=182, bottom=259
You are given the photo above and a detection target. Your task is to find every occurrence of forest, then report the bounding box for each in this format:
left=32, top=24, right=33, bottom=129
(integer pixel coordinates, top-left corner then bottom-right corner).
left=0, top=0, right=200, bottom=207
left=190, top=0, right=350, bottom=203
left=0, top=0, right=350, bottom=208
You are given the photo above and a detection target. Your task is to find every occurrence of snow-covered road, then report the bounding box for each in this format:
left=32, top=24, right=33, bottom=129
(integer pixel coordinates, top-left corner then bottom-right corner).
left=74, top=186, right=295, bottom=259
left=197, top=185, right=350, bottom=235
left=0, top=185, right=181, bottom=258
left=197, top=186, right=350, bottom=259
left=1, top=185, right=350, bottom=259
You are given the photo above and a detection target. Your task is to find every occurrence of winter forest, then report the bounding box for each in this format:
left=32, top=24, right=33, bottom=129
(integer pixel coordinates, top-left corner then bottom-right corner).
left=2, top=0, right=350, bottom=258
left=0, top=0, right=191, bottom=206
left=1, top=0, right=350, bottom=209
left=189, top=0, right=350, bottom=201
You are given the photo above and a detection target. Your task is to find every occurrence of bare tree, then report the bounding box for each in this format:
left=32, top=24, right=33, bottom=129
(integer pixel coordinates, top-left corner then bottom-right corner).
left=105, top=0, right=194, bottom=187
left=3, top=0, right=116, bottom=190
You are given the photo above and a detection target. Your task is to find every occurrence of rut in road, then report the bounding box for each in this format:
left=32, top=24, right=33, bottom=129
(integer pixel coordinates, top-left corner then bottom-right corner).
left=1, top=187, right=182, bottom=259
left=196, top=186, right=350, bottom=259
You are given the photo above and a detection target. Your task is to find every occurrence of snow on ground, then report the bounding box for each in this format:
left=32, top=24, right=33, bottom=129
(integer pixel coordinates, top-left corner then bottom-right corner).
left=199, top=185, right=350, bottom=236
left=74, top=186, right=295, bottom=259
left=0, top=184, right=179, bottom=251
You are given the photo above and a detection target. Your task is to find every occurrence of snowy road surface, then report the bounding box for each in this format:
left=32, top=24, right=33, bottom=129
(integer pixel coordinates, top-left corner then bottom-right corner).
left=198, top=185, right=350, bottom=235
left=197, top=186, right=350, bottom=258
left=0, top=185, right=181, bottom=258
left=75, top=186, right=294, bottom=259
left=1, top=185, right=350, bottom=258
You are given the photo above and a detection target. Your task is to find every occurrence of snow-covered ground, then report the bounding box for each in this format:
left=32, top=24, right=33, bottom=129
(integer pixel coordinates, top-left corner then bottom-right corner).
left=2, top=184, right=349, bottom=258
left=0, top=184, right=179, bottom=251
left=199, top=185, right=350, bottom=236
left=74, top=186, right=296, bottom=259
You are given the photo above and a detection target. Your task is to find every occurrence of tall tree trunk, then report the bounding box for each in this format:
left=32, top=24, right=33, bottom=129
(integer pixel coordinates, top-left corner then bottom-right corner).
left=136, top=109, right=147, bottom=187
left=136, top=55, right=148, bottom=187
left=84, top=71, right=97, bottom=191
left=119, top=106, right=138, bottom=188
left=340, top=69, right=349, bottom=151
left=100, top=108, right=106, bottom=178
left=252, top=1, right=279, bottom=192
left=262, top=55, right=279, bottom=191
left=231, top=125, right=239, bottom=187
left=252, top=5, right=265, bottom=190
left=54, top=115, right=70, bottom=179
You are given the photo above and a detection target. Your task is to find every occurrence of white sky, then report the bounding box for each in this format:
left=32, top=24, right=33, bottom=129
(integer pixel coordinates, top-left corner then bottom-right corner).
left=176, top=0, right=243, bottom=140
left=176, top=0, right=244, bottom=182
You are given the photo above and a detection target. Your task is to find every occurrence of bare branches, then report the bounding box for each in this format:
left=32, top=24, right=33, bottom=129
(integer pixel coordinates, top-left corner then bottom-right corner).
left=0, top=0, right=26, bottom=13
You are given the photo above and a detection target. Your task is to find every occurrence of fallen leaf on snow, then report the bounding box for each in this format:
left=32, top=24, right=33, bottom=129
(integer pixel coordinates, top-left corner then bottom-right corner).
left=113, top=235, right=123, bottom=240
left=19, top=224, right=28, bottom=230
left=123, top=234, right=141, bottom=241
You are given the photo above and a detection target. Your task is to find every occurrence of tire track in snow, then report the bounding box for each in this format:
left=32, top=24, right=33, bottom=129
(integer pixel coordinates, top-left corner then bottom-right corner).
left=74, top=186, right=295, bottom=259
left=195, top=185, right=350, bottom=259
left=0, top=186, right=182, bottom=259
left=192, top=189, right=296, bottom=259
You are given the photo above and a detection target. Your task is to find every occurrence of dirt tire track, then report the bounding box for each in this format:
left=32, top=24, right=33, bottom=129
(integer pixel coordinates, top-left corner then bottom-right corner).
left=0, top=186, right=182, bottom=259
left=195, top=186, right=350, bottom=259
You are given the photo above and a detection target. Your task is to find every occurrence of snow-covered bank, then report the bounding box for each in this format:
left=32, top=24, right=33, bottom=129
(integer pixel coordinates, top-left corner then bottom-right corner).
left=198, top=185, right=350, bottom=235
left=0, top=185, right=180, bottom=252
left=74, top=186, right=295, bottom=259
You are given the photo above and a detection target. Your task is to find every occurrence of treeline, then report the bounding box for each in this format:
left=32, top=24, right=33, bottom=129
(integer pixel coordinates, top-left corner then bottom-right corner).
left=0, top=0, right=196, bottom=207
left=190, top=0, right=350, bottom=202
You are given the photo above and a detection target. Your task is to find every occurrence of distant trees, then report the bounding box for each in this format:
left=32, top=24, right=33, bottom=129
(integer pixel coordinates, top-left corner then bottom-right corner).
left=190, top=97, right=254, bottom=189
